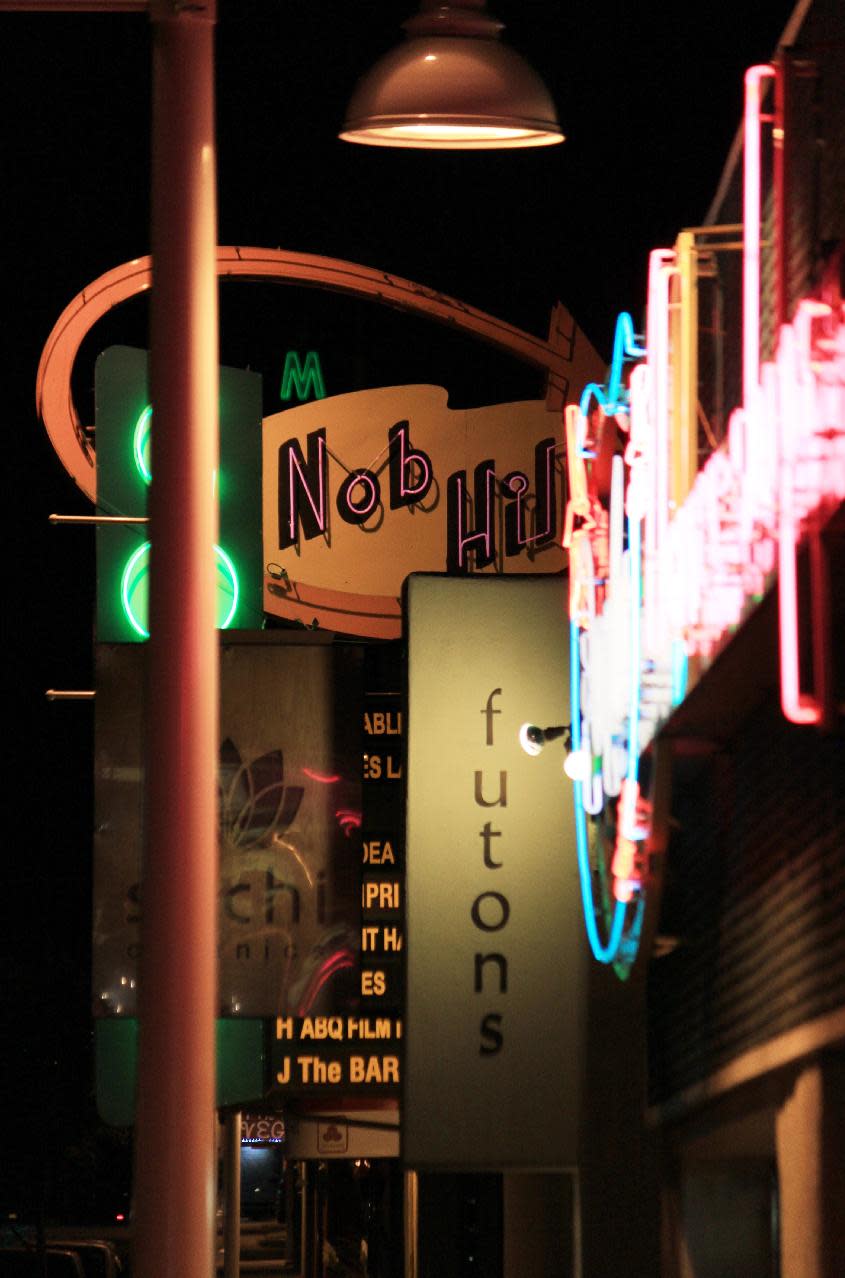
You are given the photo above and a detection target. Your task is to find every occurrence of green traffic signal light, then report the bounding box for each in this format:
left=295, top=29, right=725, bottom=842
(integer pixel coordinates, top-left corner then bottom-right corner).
left=95, top=346, right=263, bottom=642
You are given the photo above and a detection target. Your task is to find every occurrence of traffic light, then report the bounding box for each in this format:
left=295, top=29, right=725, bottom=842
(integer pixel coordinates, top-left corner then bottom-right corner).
left=95, top=345, right=263, bottom=642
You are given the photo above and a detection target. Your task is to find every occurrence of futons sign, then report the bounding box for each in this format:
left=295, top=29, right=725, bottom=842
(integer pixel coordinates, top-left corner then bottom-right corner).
left=403, top=575, right=585, bottom=1169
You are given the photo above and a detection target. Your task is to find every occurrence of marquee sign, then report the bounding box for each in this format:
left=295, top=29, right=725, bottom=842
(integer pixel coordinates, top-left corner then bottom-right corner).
left=262, top=386, right=569, bottom=637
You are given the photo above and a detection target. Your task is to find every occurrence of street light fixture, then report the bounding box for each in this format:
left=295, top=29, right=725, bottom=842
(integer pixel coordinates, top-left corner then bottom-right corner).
left=340, top=0, right=564, bottom=149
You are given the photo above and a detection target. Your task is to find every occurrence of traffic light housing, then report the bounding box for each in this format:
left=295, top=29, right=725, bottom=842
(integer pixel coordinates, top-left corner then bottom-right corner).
left=95, top=345, right=263, bottom=642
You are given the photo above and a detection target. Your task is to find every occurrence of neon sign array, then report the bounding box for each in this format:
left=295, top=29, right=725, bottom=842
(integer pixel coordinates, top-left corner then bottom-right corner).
left=564, top=63, right=845, bottom=974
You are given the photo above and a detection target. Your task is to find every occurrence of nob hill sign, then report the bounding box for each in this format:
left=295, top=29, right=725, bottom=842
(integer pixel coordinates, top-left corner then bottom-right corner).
left=263, top=386, right=573, bottom=638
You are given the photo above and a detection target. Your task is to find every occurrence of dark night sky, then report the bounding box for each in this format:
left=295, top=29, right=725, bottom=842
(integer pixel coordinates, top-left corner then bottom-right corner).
left=1, top=0, right=798, bottom=1215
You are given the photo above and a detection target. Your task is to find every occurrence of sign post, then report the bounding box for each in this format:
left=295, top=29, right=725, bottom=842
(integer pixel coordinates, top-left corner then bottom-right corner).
left=132, top=10, right=220, bottom=1278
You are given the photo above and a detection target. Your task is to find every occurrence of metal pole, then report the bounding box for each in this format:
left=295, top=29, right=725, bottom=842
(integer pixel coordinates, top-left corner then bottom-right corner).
left=301, top=1162, right=313, bottom=1278
left=223, top=1112, right=242, bottom=1278
left=403, top=1170, right=418, bottom=1278
left=283, top=1160, right=297, bottom=1265
left=132, top=7, right=220, bottom=1278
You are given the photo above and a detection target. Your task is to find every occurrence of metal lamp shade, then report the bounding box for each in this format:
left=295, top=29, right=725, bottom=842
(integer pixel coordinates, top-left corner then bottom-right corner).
left=340, top=30, right=564, bottom=150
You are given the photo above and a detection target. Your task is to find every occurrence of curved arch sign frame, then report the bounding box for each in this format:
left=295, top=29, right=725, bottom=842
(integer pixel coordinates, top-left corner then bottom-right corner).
left=36, top=245, right=600, bottom=502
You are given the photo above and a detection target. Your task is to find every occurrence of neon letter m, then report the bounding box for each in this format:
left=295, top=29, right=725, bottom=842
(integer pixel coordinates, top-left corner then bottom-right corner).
left=280, top=350, right=326, bottom=402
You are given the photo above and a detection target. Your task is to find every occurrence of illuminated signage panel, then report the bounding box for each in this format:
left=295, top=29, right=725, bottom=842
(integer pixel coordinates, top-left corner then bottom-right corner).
left=95, top=345, right=263, bottom=642
left=262, top=388, right=567, bottom=637
left=404, top=574, right=585, bottom=1168
left=93, top=637, right=362, bottom=1018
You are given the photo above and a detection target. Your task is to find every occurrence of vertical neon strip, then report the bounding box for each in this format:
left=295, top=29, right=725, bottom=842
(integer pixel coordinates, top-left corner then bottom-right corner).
left=645, top=250, right=675, bottom=653
left=743, top=65, right=775, bottom=404
left=774, top=53, right=788, bottom=328
left=671, top=639, right=688, bottom=707
left=570, top=619, right=628, bottom=964
left=609, top=455, right=624, bottom=596
left=777, top=308, right=824, bottom=726
left=675, top=230, right=699, bottom=504
left=562, top=405, right=590, bottom=547
left=625, top=508, right=643, bottom=787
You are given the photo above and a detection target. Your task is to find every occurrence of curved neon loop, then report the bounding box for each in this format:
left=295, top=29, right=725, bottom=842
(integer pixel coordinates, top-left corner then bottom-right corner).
left=576, top=311, right=646, bottom=456
left=301, top=768, right=341, bottom=784
left=567, top=312, right=651, bottom=970
left=121, top=541, right=152, bottom=639
left=133, top=404, right=153, bottom=485
left=36, top=247, right=590, bottom=501
left=295, top=949, right=356, bottom=1017
left=120, top=541, right=239, bottom=638
left=215, top=544, right=240, bottom=631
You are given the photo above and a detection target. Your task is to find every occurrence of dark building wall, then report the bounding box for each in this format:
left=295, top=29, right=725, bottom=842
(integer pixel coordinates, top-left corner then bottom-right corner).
left=648, top=690, right=845, bottom=1105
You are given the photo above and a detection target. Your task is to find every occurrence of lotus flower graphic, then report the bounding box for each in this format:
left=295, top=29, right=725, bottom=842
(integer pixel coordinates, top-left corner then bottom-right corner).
left=218, top=737, right=304, bottom=848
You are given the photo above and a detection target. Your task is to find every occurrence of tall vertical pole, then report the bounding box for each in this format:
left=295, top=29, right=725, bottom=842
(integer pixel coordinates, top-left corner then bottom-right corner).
left=223, top=1111, right=242, bottom=1278
left=403, top=1170, right=418, bottom=1278
left=132, top=6, right=220, bottom=1278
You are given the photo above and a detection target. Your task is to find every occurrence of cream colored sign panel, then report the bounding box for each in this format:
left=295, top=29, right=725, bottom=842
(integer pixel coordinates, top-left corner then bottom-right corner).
left=262, top=388, right=566, bottom=637
left=284, top=1108, right=400, bottom=1159
left=93, top=639, right=362, bottom=1019
left=404, top=575, right=584, bottom=1169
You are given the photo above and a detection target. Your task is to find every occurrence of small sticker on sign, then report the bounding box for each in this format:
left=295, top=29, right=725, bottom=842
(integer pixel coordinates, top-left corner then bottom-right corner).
left=318, top=1122, right=348, bottom=1154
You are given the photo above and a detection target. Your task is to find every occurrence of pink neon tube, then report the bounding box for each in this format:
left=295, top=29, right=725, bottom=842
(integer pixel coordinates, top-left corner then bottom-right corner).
left=743, top=65, right=775, bottom=403
left=645, top=250, right=674, bottom=652
left=777, top=302, right=833, bottom=726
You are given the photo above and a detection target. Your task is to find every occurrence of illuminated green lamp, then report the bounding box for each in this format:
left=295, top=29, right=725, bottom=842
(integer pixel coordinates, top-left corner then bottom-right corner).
left=95, top=346, right=262, bottom=645
left=120, top=539, right=239, bottom=639
left=133, top=404, right=153, bottom=484
left=124, top=405, right=240, bottom=638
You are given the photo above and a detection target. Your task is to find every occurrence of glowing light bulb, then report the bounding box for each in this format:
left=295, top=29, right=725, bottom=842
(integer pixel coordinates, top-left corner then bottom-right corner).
left=563, top=749, right=591, bottom=782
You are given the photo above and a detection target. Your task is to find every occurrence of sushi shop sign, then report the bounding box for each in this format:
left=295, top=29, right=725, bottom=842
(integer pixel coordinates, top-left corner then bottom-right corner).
left=262, top=383, right=568, bottom=638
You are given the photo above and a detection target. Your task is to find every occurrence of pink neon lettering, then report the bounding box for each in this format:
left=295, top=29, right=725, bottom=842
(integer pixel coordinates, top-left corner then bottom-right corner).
left=507, top=441, right=557, bottom=547
left=743, top=65, right=775, bottom=405
left=283, top=431, right=326, bottom=544
left=393, top=421, right=432, bottom=500
left=341, top=470, right=379, bottom=520
left=458, top=470, right=494, bottom=567
left=504, top=471, right=529, bottom=546
left=449, top=465, right=496, bottom=571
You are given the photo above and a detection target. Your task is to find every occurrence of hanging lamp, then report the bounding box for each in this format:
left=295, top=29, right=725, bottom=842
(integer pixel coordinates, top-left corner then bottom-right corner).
left=339, top=0, right=564, bottom=150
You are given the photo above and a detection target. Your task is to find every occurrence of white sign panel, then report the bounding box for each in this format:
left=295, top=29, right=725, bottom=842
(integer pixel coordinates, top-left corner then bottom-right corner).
left=404, top=575, right=585, bottom=1168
